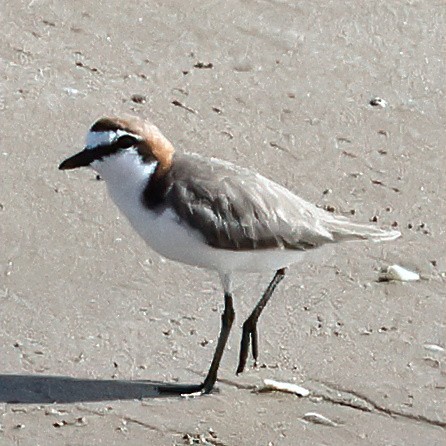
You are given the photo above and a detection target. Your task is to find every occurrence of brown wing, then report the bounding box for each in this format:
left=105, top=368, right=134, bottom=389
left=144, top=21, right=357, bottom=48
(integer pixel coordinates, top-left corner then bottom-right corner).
left=164, top=154, right=335, bottom=251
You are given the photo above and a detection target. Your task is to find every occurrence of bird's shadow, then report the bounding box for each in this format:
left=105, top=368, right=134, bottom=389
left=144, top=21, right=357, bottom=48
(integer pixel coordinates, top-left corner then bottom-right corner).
left=0, top=374, right=203, bottom=404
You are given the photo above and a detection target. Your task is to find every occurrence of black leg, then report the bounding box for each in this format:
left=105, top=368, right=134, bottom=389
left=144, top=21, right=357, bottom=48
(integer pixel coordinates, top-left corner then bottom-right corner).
left=158, top=292, right=235, bottom=396
left=236, top=268, right=286, bottom=375
left=201, top=292, right=235, bottom=393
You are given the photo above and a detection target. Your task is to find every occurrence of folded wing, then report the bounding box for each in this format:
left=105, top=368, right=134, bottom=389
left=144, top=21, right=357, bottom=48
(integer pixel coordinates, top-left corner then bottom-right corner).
left=166, top=154, right=345, bottom=251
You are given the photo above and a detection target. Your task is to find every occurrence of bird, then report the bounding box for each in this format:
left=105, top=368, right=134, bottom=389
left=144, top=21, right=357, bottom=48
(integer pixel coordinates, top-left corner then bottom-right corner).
left=59, top=114, right=401, bottom=396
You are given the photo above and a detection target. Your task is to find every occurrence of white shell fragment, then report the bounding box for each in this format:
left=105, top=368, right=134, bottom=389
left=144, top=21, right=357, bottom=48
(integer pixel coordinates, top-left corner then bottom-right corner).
left=261, top=379, right=310, bottom=397
left=381, top=264, right=420, bottom=282
left=423, top=344, right=445, bottom=353
left=63, top=87, right=83, bottom=97
left=302, top=412, right=338, bottom=427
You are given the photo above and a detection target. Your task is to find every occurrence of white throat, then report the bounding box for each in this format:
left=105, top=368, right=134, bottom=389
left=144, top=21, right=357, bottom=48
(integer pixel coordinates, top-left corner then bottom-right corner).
left=91, top=148, right=155, bottom=182
left=91, top=149, right=157, bottom=220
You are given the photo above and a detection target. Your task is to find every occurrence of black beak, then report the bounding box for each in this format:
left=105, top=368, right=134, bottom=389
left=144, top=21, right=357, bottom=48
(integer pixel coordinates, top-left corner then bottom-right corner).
left=59, top=149, right=95, bottom=170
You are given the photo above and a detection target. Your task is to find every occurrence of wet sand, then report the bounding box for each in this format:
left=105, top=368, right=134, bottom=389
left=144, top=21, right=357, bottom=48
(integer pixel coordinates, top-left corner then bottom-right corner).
left=1, top=0, right=445, bottom=444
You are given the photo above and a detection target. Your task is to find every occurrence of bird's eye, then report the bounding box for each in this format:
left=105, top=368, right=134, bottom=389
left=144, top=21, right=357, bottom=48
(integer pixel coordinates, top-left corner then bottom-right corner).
left=116, top=134, right=138, bottom=149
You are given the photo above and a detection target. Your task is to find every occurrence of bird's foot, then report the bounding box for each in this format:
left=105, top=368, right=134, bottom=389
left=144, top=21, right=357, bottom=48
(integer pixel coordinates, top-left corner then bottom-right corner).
left=156, top=367, right=220, bottom=396
left=156, top=381, right=215, bottom=397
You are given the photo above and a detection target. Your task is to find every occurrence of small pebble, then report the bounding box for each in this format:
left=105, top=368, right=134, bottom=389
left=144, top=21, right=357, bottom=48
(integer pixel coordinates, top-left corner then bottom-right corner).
left=370, top=97, right=387, bottom=108
left=194, top=62, right=213, bottom=69
left=131, top=94, right=146, bottom=104
left=76, top=417, right=87, bottom=426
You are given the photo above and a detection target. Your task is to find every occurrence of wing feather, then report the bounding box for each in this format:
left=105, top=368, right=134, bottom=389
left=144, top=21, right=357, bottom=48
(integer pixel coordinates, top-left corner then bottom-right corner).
left=165, top=154, right=334, bottom=251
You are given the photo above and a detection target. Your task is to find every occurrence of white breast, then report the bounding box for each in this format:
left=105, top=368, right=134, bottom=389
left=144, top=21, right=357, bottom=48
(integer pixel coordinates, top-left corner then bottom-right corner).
left=118, top=203, right=307, bottom=275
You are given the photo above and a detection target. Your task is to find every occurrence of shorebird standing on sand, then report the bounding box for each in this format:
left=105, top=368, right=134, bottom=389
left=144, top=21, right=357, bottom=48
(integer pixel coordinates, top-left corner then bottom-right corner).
left=59, top=114, right=400, bottom=396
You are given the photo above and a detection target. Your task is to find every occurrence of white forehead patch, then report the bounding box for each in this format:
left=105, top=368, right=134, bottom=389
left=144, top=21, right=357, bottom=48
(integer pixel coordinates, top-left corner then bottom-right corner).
left=85, top=131, right=116, bottom=149
left=85, top=129, right=141, bottom=149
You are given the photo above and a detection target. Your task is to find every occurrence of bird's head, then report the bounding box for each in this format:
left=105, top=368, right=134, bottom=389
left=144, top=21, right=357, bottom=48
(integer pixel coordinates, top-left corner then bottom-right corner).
left=59, top=115, right=175, bottom=179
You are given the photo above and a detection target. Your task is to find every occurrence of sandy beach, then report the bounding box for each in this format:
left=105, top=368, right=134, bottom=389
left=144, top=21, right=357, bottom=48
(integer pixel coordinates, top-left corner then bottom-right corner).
left=1, top=1, right=445, bottom=444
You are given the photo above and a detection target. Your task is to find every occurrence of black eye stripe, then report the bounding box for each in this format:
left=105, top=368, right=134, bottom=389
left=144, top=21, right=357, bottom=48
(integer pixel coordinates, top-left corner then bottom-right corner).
left=87, top=136, right=138, bottom=161
left=60, top=134, right=140, bottom=169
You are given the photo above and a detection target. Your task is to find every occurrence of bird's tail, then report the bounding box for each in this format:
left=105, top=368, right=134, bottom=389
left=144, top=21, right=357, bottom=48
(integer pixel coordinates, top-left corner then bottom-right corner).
left=325, top=217, right=401, bottom=243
